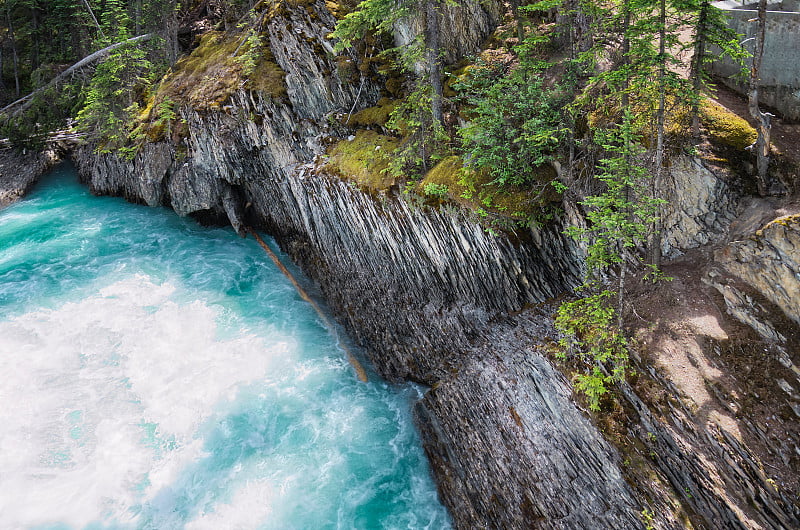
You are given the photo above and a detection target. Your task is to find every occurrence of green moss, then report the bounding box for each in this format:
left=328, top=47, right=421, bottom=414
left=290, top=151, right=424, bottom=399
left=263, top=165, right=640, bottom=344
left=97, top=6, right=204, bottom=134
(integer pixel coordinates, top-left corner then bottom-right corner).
left=420, top=155, right=466, bottom=195
left=247, top=57, right=288, bottom=96
left=325, top=130, right=400, bottom=190
left=325, top=0, right=358, bottom=19
left=385, top=77, right=403, bottom=97
left=346, top=97, right=397, bottom=127
left=701, top=100, right=757, bottom=150
left=420, top=156, right=556, bottom=221
left=443, top=64, right=473, bottom=97
left=128, top=23, right=289, bottom=146
left=154, top=31, right=287, bottom=111
left=158, top=32, right=243, bottom=110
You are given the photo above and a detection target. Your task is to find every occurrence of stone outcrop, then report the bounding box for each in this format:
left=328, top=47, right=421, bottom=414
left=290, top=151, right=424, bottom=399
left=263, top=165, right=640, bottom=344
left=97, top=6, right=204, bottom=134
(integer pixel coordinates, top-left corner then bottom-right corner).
left=659, top=156, right=739, bottom=258
left=716, top=214, right=800, bottom=326
left=0, top=148, right=56, bottom=208
left=417, top=311, right=644, bottom=529
left=393, top=0, right=503, bottom=66
left=704, top=209, right=800, bottom=429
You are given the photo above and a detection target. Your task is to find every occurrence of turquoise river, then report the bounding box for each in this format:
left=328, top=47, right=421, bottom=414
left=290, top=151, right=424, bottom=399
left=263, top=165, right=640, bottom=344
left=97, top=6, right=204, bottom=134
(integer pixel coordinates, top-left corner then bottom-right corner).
left=0, top=164, right=450, bottom=529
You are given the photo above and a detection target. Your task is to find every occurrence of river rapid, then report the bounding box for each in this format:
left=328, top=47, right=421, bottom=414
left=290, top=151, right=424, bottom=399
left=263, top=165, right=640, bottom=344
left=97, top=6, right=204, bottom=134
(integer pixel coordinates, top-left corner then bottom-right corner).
left=0, top=164, right=449, bottom=529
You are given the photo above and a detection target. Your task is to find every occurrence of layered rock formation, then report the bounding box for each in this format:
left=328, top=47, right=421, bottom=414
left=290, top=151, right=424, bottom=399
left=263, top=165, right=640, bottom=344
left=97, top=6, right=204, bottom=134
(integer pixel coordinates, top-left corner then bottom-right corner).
left=717, top=214, right=800, bottom=327
left=0, top=148, right=56, bottom=207
left=659, top=156, right=739, bottom=257
left=10, top=0, right=797, bottom=528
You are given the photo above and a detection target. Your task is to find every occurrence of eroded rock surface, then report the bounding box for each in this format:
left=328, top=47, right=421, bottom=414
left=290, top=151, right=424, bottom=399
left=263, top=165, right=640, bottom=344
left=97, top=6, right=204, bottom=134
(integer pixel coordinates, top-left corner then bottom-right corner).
left=418, top=311, right=644, bottom=529
left=0, top=148, right=56, bottom=208
left=717, top=214, right=800, bottom=326
left=660, top=156, right=739, bottom=257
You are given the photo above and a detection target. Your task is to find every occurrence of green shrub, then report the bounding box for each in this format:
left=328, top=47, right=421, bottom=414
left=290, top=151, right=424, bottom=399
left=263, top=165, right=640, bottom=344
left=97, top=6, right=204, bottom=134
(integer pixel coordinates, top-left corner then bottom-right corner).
left=555, top=290, right=629, bottom=411
left=422, top=182, right=449, bottom=198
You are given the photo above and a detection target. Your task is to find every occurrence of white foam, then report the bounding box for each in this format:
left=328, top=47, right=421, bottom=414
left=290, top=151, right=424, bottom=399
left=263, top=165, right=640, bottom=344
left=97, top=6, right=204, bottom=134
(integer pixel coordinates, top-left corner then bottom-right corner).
left=0, top=274, right=295, bottom=527
left=184, top=479, right=276, bottom=529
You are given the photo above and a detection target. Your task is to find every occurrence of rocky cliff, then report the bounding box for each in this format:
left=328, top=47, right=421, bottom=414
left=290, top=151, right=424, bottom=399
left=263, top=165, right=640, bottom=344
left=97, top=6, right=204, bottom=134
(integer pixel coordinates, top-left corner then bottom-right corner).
left=0, top=148, right=57, bottom=207
left=36, top=0, right=800, bottom=528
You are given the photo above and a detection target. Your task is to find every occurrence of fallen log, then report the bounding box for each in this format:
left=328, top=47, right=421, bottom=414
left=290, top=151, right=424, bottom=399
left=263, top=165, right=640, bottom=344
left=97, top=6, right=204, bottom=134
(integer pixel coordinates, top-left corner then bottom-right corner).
left=248, top=227, right=369, bottom=383
left=0, top=34, right=154, bottom=117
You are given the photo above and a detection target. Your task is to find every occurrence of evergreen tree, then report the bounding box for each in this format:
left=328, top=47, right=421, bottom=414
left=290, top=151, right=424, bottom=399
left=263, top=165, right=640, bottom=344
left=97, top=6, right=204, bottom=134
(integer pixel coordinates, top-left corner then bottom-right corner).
left=332, top=0, right=455, bottom=175
left=684, top=0, right=748, bottom=138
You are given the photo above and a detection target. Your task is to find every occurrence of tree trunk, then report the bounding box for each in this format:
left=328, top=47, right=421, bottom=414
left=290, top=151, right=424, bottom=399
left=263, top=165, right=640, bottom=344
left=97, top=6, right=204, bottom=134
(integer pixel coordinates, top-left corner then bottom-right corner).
left=0, top=44, right=5, bottom=92
left=81, top=0, right=105, bottom=40
left=134, top=0, right=142, bottom=35
left=651, top=0, right=666, bottom=269
left=510, top=0, right=525, bottom=42
left=618, top=261, right=626, bottom=330
left=620, top=2, right=631, bottom=109
left=618, top=2, right=632, bottom=320
left=748, top=0, right=771, bottom=196
left=5, top=5, right=20, bottom=97
left=31, top=5, right=40, bottom=70
left=425, top=0, right=443, bottom=126
left=690, top=0, right=709, bottom=138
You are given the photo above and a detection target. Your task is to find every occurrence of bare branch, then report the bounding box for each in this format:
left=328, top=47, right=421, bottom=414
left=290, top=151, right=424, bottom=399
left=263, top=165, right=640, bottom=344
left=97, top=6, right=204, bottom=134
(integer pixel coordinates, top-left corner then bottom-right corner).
left=0, top=34, right=153, bottom=117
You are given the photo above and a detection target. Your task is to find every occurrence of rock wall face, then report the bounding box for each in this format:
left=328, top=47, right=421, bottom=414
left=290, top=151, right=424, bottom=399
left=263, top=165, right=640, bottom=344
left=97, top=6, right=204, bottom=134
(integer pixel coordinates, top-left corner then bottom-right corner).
left=705, top=211, right=800, bottom=441
left=659, top=156, right=739, bottom=258
left=0, top=149, right=57, bottom=208
left=247, top=168, right=584, bottom=382
left=393, top=0, right=503, bottom=66
left=417, top=311, right=644, bottom=529
left=717, top=214, right=800, bottom=326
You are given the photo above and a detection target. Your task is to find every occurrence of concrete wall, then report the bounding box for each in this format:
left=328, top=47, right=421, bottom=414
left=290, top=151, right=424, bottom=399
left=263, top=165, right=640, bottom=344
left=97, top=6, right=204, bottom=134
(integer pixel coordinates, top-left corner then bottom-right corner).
left=709, top=0, right=800, bottom=120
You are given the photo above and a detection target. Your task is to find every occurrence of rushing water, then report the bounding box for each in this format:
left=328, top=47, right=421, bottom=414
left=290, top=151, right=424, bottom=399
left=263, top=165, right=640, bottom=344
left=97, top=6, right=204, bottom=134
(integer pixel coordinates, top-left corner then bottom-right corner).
left=0, top=164, right=450, bottom=529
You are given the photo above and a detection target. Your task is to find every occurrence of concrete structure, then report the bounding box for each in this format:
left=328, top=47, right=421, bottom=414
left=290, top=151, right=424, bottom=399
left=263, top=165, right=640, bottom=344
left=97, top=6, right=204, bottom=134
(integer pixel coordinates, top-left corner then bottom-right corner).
left=709, top=0, right=800, bottom=121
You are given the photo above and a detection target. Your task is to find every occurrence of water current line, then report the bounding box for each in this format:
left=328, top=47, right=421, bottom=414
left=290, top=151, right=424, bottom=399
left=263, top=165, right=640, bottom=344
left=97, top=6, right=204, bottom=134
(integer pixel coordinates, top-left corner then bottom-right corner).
left=247, top=227, right=368, bottom=382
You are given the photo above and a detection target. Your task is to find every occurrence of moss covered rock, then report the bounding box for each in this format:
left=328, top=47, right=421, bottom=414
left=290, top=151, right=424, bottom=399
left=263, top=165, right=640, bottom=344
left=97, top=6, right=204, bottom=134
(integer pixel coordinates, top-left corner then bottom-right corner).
left=345, top=97, right=397, bottom=127
left=701, top=100, right=757, bottom=150
left=324, top=130, right=400, bottom=190
left=420, top=156, right=555, bottom=224
left=155, top=31, right=287, bottom=112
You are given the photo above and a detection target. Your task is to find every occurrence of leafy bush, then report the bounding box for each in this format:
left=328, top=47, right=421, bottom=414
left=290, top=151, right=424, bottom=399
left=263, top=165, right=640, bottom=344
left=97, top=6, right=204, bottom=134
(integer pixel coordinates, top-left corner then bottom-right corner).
left=422, top=182, right=449, bottom=198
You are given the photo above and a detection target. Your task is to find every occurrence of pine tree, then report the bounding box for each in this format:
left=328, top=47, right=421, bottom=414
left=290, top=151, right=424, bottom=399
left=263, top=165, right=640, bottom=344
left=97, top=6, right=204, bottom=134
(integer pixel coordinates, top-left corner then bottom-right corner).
left=684, top=0, right=748, bottom=137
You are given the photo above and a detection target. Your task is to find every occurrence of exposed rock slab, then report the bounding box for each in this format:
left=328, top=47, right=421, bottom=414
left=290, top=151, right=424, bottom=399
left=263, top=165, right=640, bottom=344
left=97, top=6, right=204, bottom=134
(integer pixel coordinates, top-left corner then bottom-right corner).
left=716, top=214, right=800, bottom=326
left=417, top=312, right=644, bottom=529
left=660, top=156, right=738, bottom=258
